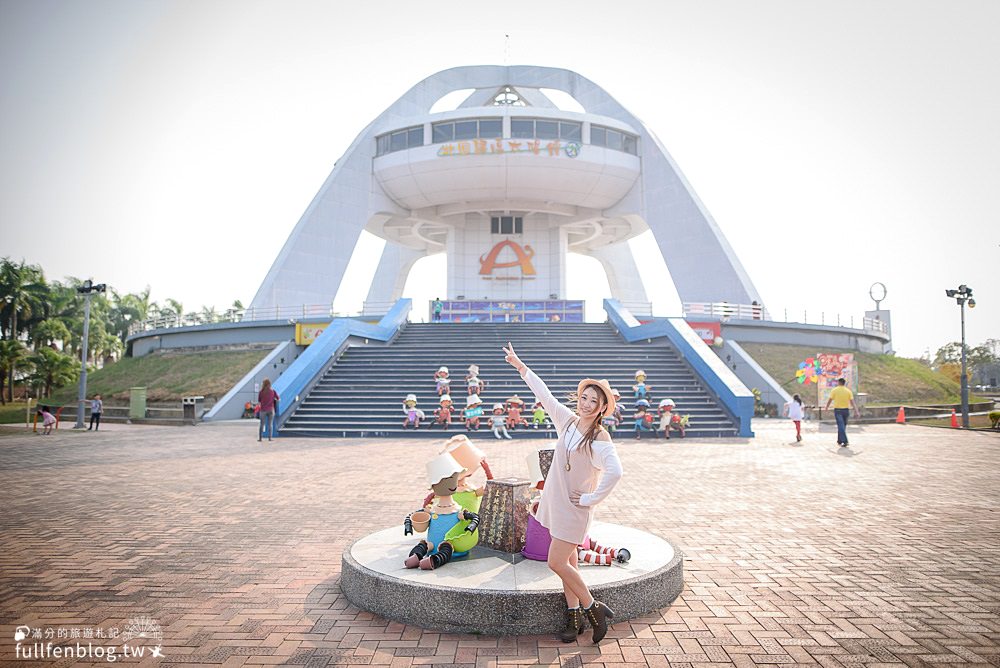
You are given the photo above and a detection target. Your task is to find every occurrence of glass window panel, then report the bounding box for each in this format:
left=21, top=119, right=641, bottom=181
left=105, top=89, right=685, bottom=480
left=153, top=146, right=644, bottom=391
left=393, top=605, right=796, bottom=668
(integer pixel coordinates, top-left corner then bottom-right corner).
left=607, top=129, right=624, bottom=150
left=511, top=119, right=534, bottom=138
left=514, top=217, right=523, bottom=234
left=390, top=131, right=407, bottom=152
left=501, top=216, right=513, bottom=234
left=535, top=120, right=558, bottom=139
left=377, top=135, right=390, bottom=155
left=408, top=127, right=423, bottom=148
left=454, top=120, right=477, bottom=140
left=478, top=119, right=502, bottom=138
left=590, top=126, right=606, bottom=146
left=432, top=123, right=453, bottom=143
left=623, top=134, right=637, bottom=155
left=491, top=217, right=500, bottom=234
left=559, top=122, right=581, bottom=140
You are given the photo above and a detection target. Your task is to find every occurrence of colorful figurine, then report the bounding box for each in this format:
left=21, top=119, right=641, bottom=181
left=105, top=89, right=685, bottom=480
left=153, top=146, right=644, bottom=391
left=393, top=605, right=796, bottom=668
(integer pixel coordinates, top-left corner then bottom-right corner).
left=434, top=366, right=451, bottom=396
left=633, top=401, right=654, bottom=440
left=505, top=394, right=528, bottom=430
left=464, top=394, right=484, bottom=431
left=403, top=452, right=481, bottom=570
left=490, top=403, right=513, bottom=440
left=439, top=434, right=494, bottom=510
left=433, top=394, right=455, bottom=430
left=667, top=412, right=689, bottom=439
left=657, top=399, right=675, bottom=438
left=531, top=399, right=550, bottom=430
left=466, top=364, right=485, bottom=396
left=402, top=393, right=424, bottom=429
left=633, top=370, right=651, bottom=402
left=578, top=537, right=631, bottom=566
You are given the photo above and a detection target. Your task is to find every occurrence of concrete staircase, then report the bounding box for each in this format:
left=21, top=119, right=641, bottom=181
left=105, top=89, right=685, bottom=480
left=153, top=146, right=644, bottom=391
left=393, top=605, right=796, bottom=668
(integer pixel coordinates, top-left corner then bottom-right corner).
left=280, top=323, right=740, bottom=438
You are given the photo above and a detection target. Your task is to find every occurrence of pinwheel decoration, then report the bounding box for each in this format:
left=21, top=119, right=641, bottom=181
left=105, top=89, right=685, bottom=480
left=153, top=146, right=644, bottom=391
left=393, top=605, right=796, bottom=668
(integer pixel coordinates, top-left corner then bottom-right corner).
left=795, top=357, right=821, bottom=384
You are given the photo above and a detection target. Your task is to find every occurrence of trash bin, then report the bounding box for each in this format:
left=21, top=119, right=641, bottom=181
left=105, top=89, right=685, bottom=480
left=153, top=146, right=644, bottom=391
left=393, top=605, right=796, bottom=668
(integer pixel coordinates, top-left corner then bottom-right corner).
left=182, top=396, right=205, bottom=424
left=129, top=387, right=147, bottom=420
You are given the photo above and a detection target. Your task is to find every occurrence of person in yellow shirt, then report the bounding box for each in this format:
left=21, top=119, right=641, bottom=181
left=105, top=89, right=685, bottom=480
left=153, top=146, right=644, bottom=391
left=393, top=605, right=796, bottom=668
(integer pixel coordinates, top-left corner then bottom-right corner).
left=824, top=378, right=860, bottom=446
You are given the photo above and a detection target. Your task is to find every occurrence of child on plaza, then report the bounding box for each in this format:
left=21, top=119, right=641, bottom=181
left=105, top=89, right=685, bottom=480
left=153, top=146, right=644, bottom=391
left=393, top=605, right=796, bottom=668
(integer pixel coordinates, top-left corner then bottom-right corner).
left=38, top=406, right=57, bottom=435
left=784, top=393, right=805, bottom=442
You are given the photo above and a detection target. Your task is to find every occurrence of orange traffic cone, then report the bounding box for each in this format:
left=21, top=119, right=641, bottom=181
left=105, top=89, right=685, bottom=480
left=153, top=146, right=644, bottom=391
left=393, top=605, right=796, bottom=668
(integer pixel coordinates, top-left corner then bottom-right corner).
left=896, top=406, right=906, bottom=424
left=950, top=409, right=959, bottom=428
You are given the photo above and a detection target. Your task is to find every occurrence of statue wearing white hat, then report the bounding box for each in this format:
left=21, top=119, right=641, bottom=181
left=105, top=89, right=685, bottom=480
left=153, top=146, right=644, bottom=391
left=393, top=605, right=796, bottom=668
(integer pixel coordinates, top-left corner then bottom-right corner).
left=403, top=451, right=481, bottom=570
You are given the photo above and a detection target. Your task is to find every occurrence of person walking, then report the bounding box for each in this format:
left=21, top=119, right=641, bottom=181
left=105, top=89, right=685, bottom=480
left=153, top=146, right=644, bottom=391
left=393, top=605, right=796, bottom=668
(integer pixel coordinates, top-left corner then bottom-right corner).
left=257, top=378, right=279, bottom=442
left=502, top=342, right=622, bottom=644
left=87, top=394, right=103, bottom=431
left=783, top=393, right=804, bottom=442
left=824, top=378, right=860, bottom=446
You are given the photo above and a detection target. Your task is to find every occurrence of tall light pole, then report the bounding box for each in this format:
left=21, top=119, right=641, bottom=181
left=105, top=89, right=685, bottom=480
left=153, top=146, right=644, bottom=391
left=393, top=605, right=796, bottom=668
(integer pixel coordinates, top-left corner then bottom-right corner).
left=944, top=284, right=975, bottom=429
left=74, top=280, right=106, bottom=428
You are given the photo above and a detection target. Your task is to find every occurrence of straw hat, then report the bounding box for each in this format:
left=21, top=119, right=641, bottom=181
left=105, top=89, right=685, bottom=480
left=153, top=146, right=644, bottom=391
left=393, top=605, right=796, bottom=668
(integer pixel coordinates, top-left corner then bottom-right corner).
left=426, top=452, right=464, bottom=486
left=576, top=378, right=616, bottom=417
left=466, top=394, right=482, bottom=407
left=442, top=435, right=486, bottom=472
left=507, top=394, right=524, bottom=405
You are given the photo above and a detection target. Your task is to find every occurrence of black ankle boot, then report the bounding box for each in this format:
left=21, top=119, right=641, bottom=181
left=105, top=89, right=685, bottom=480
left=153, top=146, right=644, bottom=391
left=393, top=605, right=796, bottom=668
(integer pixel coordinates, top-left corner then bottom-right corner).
left=584, top=601, right=614, bottom=643
left=559, top=607, right=585, bottom=643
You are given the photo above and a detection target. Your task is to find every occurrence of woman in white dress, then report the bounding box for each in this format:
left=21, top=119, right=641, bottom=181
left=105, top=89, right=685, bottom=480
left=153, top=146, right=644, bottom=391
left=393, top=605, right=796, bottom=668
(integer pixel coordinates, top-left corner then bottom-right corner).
left=502, top=342, right=623, bottom=643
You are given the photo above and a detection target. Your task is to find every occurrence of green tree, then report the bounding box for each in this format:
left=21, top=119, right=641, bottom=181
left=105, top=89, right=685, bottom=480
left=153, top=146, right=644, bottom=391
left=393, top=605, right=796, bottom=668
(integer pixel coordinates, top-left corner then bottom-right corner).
left=0, top=339, right=28, bottom=404
left=0, top=258, right=48, bottom=400
left=28, top=347, right=80, bottom=398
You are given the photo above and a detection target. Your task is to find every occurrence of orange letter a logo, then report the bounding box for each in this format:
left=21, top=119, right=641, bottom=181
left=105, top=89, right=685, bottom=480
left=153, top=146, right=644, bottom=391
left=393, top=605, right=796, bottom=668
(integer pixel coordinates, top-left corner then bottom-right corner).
left=480, top=240, right=536, bottom=276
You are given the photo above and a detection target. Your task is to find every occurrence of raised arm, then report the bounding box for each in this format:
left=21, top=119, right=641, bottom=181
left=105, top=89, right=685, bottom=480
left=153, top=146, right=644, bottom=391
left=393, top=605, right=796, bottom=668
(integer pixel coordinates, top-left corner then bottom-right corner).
left=502, top=342, right=574, bottom=432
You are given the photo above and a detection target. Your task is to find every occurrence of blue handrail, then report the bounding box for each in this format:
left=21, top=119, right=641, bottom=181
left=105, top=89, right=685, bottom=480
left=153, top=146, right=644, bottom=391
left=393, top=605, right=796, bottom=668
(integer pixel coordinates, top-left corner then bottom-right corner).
left=272, top=299, right=412, bottom=429
left=604, top=299, right=754, bottom=437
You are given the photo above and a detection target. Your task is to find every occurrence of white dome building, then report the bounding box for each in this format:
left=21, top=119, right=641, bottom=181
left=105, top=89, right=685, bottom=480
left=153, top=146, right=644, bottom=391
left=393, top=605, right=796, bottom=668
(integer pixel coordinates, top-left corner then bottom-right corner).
left=250, top=65, right=762, bottom=322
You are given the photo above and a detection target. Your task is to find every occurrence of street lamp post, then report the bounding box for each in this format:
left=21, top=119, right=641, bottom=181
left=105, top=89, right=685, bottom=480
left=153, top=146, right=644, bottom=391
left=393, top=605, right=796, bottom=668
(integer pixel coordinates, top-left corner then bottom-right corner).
left=944, top=284, right=975, bottom=429
left=74, top=280, right=106, bottom=429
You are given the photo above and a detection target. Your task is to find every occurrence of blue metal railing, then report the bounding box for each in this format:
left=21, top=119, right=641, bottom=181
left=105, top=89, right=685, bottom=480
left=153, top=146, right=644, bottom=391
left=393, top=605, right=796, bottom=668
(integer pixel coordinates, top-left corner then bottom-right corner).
left=604, top=299, right=754, bottom=437
left=272, top=299, right=412, bottom=429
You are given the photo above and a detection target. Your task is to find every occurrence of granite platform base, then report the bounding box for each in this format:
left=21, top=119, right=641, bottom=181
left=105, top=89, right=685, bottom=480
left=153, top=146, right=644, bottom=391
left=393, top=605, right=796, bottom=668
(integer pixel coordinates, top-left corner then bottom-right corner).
left=340, top=521, right=684, bottom=636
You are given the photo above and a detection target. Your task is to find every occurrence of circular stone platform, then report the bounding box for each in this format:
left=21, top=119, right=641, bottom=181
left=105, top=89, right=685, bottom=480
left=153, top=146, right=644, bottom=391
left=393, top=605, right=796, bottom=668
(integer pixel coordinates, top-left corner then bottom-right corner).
left=341, top=521, right=683, bottom=635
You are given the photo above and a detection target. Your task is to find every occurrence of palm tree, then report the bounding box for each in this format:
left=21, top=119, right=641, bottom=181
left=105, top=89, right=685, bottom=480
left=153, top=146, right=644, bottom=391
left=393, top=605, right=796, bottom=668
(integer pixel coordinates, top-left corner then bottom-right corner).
left=0, top=258, right=48, bottom=401
left=0, top=339, right=27, bottom=404
left=28, top=347, right=80, bottom=398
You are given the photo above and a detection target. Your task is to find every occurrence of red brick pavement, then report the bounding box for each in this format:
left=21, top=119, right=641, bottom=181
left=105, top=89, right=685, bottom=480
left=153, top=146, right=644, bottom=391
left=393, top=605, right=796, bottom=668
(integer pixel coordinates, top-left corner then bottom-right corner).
left=0, top=420, right=997, bottom=667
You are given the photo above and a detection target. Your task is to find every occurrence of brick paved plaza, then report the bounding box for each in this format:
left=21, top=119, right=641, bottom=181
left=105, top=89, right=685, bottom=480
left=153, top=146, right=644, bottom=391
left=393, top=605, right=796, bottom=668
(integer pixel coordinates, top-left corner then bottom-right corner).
left=1, top=420, right=997, bottom=667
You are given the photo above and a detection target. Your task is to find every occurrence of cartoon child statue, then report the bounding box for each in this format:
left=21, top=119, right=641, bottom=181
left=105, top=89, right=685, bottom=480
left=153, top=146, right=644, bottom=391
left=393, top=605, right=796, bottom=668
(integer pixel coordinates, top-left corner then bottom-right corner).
left=434, top=366, right=451, bottom=396
left=466, top=364, right=485, bottom=396
left=402, top=393, right=424, bottom=429
left=633, top=370, right=652, bottom=402
left=435, top=434, right=493, bottom=512
left=505, top=394, right=528, bottom=430
left=433, top=394, right=455, bottom=430
left=403, top=451, right=481, bottom=570
left=464, top=394, right=484, bottom=431
left=490, top=403, right=513, bottom=440
left=531, top=399, right=549, bottom=430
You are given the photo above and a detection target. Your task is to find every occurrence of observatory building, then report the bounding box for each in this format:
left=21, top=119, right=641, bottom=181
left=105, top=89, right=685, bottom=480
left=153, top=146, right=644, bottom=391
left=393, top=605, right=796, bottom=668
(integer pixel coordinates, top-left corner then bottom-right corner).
left=249, top=65, right=762, bottom=322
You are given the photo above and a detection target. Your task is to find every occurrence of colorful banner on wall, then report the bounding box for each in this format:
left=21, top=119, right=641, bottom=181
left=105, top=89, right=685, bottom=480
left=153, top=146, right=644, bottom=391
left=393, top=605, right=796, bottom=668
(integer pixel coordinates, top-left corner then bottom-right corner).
left=815, top=353, right=859, bottom=405
left=686, top=321, right=722, bottom=345
left=295, top=322, right=329, bottom=346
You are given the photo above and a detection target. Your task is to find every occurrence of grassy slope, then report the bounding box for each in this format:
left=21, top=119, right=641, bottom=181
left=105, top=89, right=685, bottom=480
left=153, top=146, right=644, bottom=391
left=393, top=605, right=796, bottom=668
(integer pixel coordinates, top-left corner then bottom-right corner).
left=45, top=349, right=267, bottom=406
left=741, top=343, right=963, bottom=405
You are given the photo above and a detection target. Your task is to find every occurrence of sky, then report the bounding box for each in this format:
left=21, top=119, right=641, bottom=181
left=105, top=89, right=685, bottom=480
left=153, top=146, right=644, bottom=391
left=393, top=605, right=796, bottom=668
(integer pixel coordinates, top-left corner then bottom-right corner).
left=0, top=0, right=997, bottom=358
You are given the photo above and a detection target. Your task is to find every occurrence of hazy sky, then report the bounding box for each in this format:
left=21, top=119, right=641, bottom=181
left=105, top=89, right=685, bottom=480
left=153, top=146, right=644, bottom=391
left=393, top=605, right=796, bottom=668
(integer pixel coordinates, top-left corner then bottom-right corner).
left=1, top=0, right=997, bottom=358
